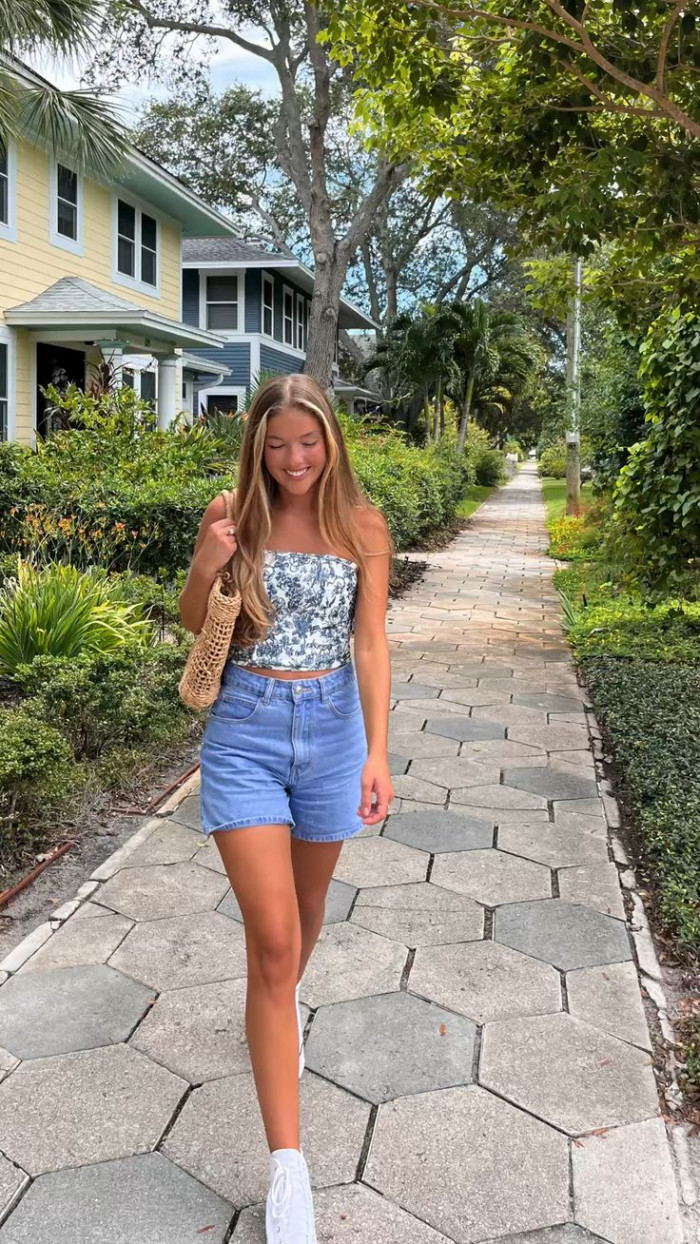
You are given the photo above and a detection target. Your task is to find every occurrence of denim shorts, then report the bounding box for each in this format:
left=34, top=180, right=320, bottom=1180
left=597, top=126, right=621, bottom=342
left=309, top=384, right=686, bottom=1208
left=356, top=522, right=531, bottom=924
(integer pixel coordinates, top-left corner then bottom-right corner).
left=199, top=661, right=368, bottom=841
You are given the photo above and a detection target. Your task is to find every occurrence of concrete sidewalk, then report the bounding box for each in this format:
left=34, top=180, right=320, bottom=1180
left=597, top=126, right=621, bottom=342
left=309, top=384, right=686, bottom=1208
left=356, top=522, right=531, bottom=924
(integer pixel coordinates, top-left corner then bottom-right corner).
left=0, top=464, right=688, bottom=1242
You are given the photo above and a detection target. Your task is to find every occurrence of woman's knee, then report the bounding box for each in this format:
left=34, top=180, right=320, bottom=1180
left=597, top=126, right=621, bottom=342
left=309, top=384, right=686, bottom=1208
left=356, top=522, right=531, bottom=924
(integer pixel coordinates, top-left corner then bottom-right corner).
left=296, top=887, right=326, bottom=927
left=247, top=921, right=300, bottom=991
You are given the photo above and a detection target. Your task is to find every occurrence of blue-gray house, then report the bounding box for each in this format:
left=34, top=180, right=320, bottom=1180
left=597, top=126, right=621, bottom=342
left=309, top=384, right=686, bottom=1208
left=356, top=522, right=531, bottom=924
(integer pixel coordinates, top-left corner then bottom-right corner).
left=180, top=237, right=377, bottom=417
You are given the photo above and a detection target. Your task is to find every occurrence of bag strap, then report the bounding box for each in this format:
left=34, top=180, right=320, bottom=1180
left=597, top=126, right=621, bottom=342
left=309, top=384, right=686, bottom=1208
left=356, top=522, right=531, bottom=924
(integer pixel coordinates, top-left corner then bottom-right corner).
left=218, top=487, right=238, bottom=584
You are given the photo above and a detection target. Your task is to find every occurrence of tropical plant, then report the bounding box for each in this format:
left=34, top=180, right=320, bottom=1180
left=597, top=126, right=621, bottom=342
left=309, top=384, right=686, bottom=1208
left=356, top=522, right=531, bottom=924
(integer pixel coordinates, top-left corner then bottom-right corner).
left=0, top=560, right=154, bottom=675
left=1, top=6, right=125, bottom=178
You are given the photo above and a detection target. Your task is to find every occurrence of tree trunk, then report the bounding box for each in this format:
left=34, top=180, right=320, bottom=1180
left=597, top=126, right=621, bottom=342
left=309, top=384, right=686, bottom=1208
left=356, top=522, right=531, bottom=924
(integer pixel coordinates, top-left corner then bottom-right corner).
left=458, top=374, right=475, bottom=453
left=433, top=377, right=442, bottom=441
left=304, top=247, right=348, bottom=389
left=385, top=266, right=398, bottom=321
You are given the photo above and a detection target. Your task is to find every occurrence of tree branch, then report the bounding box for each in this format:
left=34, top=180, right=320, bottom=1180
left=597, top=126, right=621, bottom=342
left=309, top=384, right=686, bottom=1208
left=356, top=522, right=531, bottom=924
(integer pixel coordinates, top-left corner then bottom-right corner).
left=125, top=0, right=276, bottom=60
left=657, top=0, right=688, bottom=92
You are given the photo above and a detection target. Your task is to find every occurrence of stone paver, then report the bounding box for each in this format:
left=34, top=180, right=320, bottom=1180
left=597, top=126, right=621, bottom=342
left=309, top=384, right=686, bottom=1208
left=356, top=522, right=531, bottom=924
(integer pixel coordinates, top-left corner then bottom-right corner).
left=0, top=1153, right=233, bottom=1243
left=0, top=964, right=154, bottom=1059
left=305, top=990, right=476, bottom=1102
left=494, top=899, right=632, bottom=970
left=384, top=809, right=494, bottom=853
left=566, top=961, right=652, bottom=1050
left=572, top=1118, right=684, bottom=1244
left=365, top=1085, right=569, bottom=1243
left=0, top=1044, right=186, bottom=1175
left=431, top=848, right=551, bottom=907
left=351, top=881, right=484, bottom=946
left=163, top=1072, right=369, bottom=1207
left=410, top=940, right=561, bottom=1023
left=480, top=1012, right=658, bottom=1134
left=234, top=1183, right=453, bottom=1243
left=0, top=464, right=679, bottom=1242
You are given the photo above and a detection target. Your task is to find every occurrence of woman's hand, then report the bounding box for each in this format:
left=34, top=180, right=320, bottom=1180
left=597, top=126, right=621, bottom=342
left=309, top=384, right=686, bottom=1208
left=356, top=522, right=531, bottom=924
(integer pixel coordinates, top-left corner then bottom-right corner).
left=194, top=518, right=238, bottom=578
left=358, top=753, right=394, bottom=825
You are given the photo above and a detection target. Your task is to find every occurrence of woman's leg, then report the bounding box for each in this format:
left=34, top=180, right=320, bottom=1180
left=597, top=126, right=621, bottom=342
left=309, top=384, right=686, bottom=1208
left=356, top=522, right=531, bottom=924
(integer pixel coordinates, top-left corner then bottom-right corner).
left=213, top=823, right=301, bottom=1153
left=290, top=838, right=344, bottom=978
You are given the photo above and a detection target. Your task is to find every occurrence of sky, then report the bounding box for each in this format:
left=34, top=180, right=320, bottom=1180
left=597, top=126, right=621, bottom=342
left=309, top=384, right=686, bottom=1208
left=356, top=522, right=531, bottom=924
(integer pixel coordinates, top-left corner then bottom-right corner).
left=27, top=33, right=281, bottom=113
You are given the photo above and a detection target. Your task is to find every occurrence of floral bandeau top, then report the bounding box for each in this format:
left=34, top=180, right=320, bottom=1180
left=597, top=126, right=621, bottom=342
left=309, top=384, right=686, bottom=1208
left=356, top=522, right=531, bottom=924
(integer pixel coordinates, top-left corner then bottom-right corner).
left=228, top=549, right=358, bottom=671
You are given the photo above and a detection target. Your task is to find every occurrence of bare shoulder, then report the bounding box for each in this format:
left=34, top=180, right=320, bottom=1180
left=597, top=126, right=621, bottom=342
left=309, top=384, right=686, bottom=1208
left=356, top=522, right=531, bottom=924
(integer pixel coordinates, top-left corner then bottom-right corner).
left=205, top=487, right=237, bottom=523
left=354, top=502, right=392, bottom=555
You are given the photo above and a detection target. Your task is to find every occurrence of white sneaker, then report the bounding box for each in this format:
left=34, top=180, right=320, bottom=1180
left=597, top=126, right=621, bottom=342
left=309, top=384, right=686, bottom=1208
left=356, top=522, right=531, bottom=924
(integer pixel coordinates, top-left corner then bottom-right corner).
left=295, top=983, right=305, bottom=1078
left=266, top=1148, right=316, bottom=1243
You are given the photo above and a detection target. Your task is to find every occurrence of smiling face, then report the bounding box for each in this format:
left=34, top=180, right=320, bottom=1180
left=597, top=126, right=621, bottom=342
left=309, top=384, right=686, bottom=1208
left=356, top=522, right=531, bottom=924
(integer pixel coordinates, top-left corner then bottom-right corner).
left=263, top=405, right=327, bottom=496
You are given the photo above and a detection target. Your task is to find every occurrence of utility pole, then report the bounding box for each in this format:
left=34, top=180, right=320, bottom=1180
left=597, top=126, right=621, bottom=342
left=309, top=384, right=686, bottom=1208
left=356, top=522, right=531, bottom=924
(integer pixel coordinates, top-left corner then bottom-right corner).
left=566, top=256, right=583, bottom=516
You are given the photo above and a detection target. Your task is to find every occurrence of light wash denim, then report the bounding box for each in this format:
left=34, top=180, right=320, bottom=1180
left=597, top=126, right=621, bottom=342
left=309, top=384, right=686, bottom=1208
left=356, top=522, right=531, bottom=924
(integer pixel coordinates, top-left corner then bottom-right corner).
left=199, top=660, right=368, bottom=841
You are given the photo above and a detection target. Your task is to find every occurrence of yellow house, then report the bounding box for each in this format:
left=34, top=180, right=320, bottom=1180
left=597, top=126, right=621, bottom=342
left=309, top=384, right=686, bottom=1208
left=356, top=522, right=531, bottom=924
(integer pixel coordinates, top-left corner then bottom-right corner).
left=0, top=60, right=236, bottom=446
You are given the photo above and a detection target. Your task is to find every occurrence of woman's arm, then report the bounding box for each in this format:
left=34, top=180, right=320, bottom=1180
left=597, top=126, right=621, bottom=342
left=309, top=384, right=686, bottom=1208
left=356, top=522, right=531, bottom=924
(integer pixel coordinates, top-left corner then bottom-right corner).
left=178, top=492, right=235, bottom=634
left=353, top=508, right=394, bottom=825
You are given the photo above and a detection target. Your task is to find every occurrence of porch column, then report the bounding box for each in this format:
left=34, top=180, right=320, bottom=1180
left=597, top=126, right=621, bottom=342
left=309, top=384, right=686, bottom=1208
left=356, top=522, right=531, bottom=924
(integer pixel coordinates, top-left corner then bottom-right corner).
left=156, top=354, right=178, bottom=430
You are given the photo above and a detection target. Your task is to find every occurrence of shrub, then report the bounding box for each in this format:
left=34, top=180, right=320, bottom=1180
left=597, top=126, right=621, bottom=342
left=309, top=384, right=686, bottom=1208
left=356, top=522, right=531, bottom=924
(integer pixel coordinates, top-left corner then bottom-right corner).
left=16, top=645, right=192, bottom=760
left=538, top=443, right=567, bottom=478
left=612, top=307, right=700, bottom=596
left=0, top=705, right=80, bottom=849
left=0, top=560, right=154, bottom=676
left=473, top=449, right=505, bottom=487
left=583, top=657, right=700, bottom=951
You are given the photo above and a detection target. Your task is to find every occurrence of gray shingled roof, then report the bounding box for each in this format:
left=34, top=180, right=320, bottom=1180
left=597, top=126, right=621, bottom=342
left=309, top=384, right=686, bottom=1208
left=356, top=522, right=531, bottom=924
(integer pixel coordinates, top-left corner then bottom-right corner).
left=7, top=276, right=145, bottom=316
left=182, top=238, right=288, bottom=264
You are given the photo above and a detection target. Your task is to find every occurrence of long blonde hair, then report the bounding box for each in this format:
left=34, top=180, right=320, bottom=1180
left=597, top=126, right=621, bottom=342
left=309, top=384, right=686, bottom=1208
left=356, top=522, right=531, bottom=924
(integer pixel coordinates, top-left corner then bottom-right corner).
left=230, top=374, right=380, bottom=649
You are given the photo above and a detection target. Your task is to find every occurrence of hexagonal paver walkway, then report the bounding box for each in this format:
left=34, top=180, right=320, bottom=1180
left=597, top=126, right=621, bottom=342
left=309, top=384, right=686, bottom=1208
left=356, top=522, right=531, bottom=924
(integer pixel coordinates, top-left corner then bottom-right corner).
left=0, top=465, right=683, bottom=1243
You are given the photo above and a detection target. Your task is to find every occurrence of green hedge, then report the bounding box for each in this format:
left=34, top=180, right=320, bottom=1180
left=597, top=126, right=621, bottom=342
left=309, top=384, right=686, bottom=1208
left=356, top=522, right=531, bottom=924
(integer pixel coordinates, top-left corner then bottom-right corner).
left=1, top=423, right=471, bottom=575
left=583, top=657, right=700, bottom=952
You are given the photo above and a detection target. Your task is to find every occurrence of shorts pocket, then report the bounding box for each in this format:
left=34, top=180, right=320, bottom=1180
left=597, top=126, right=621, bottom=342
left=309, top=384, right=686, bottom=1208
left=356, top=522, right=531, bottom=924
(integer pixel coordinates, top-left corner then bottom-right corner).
left=210, top=690, right=262, bottom=723
left=327, top=679, right=362, bottom=720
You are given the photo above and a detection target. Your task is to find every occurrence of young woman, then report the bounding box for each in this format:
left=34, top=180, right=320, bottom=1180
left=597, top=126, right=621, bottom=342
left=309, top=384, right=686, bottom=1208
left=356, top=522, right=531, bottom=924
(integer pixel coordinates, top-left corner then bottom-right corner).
left=179, top=374, right=394, bottom=1243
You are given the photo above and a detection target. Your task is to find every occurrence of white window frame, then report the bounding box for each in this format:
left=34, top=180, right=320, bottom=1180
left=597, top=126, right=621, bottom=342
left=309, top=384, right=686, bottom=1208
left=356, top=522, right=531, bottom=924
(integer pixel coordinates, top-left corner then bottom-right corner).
left=111, top=193, right=161, bottom=298
left=49, top=160, right=83, bottom=256
left=282, top=284, right=294, bottom=347
left=197, top=385, right=247, bottom=419
left=295, top=293, right=306, bottom=352
left=0, top=136, right=17, bottom=243
left=198, top=269, right=245, bottom=336
left=262, top=272, right=274, bottom=338
left=0, top=326, right=15, bottom=442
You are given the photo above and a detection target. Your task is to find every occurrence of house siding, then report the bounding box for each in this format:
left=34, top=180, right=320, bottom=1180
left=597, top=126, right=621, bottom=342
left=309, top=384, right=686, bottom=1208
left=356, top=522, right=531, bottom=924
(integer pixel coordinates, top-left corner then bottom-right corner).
left=0, top=138, right=182, bottom=443
left=260, top=344, right=303, bottom=376
left=191, top=342, right=251, bottom=386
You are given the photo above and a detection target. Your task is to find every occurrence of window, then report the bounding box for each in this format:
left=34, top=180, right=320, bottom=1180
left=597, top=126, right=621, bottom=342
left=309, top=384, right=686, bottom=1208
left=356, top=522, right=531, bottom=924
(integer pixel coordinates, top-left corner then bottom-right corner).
left=56, top=164, right=78, bottom=240
left=117, top=200, right=158, bottom=288
left=0, top=344, right=7, bottom=441
left=140, top=370, right=156, bottom=406
left=0, top=139, right=7, bottom=226
left=141, top=214, right=157, bottom=286
left=207, top=393, right=238, bottom=417
left=122, top=369, right=135, bottom=390
left=117, top=201, right=136, bottom=277
left=262, top=274, right=274, bottom=337
left=206, top=276, right=238, bottom=331
left=283, top=287, right=294, bottom=346
left=296, top=294, right=306, bottom=351
left=304, top=299, right=310, bottom=347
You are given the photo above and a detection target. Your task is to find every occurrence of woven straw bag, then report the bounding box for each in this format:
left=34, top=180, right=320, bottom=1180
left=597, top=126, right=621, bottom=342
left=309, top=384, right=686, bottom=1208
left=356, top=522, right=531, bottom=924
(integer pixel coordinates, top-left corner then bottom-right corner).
left=178, top=490, right=243, bottom=710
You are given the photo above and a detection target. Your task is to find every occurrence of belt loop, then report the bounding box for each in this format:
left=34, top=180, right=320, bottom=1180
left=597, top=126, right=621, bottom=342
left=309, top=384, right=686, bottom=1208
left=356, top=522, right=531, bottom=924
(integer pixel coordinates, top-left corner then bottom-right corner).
left=319, top=675, right=330, bottom=703
left=263, top=677, right=275, bottom=705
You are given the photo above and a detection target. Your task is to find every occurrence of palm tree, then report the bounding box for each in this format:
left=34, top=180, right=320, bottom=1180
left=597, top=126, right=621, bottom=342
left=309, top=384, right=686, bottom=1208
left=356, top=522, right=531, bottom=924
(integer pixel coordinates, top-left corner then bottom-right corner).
left=2, top=3, right=125, bottom=179
left=448, top=300, right=534, bottom=450
left=368, top=312, right=436, bottom=437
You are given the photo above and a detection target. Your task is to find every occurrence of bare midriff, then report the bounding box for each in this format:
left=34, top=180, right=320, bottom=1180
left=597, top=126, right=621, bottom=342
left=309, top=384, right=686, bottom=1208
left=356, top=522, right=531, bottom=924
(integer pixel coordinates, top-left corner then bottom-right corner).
left=240, top=666, right=336, bottom=680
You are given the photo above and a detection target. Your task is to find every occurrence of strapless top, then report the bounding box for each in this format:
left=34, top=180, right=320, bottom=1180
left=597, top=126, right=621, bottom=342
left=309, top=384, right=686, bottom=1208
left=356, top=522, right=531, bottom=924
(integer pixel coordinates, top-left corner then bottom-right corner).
left=228, top=549, right=358, bottom=672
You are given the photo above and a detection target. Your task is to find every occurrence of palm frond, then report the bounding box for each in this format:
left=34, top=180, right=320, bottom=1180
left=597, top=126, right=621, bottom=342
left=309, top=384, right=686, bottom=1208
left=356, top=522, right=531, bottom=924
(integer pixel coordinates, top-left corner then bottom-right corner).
left=0, top=0, right=98, bottom=51
left=11, top=79, right=127, bottom=179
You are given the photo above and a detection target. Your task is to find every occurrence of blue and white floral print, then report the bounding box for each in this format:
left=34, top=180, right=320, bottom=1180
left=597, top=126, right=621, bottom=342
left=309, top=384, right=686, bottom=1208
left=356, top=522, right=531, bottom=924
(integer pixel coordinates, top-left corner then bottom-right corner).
left=229, top=550, right=358, bottom=671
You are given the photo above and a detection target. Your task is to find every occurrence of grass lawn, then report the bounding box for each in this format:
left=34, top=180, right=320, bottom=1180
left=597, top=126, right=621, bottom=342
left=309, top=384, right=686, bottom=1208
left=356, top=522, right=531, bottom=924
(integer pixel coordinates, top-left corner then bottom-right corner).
left=456, top=483, right=499, bottom=519
left=540, top=477, right=593, bottom=522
